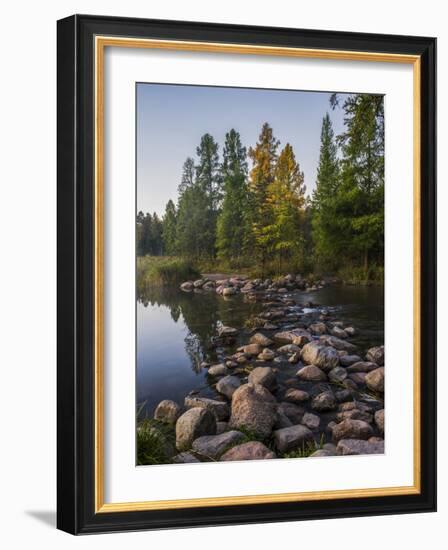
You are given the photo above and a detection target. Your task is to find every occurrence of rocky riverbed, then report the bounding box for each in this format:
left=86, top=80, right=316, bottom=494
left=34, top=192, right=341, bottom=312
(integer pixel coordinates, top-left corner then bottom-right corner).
left=138, top=274, right=385, bottom=464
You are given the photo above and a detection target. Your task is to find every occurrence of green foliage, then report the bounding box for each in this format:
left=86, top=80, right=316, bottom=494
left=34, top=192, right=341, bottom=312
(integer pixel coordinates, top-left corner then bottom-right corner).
left=136, top=419, right=175, bottom=466
left=137, top=256, right=200, bottom=289
left=281, top=434, right=325, bottom=459
left=216, top=129, right=249, bottom=262
left=137, top=100, right=385, bottom=284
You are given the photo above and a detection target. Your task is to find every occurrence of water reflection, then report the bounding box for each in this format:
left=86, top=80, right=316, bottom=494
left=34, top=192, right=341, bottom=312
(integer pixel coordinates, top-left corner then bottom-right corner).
left=136, top=284, right=383, bottom=417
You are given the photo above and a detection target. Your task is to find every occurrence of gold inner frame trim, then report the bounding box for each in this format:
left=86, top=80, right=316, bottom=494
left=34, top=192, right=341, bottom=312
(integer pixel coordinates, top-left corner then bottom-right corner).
left=94, top=35, right=422, bottom=513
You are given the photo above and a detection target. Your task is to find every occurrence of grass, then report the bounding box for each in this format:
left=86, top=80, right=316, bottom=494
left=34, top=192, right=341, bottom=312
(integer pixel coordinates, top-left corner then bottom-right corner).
left=281, top=434, right=326, bottom=459
left=338, top=264, right=384, bottom=285
left=136, top=418, right=176, bottom=465
left=137, top=256, right=200, bottom=288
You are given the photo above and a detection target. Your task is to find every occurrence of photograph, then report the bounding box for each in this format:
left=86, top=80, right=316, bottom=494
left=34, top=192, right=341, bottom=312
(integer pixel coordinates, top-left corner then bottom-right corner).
left=135, top=83, right=386, bottom=466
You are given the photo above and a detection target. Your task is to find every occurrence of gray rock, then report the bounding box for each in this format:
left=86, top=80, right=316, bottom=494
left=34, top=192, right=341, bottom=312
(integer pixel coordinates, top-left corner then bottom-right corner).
left=216, top=421, right=228, bottom=434
left=375, top=409, right=385, bottom=434
left=337, top=438, right=385, bottom=455
left=277, top=344, right=301, bottom=354
left=296, top=364, right=327, bottom=382
left=184, top=396, right=230, bottom=421
left=302, top=412, right=321, bottom=430
left=349, top=372, right=367, bottom=385
left=192, top=430, right=245, bottom=459
left=216, top=375, right=241, bottom=400
left=257, top=348, right=276, bottom=361
left=336, top=409, right=373, bottom=423
left=340, top=354, right=362, bottom=367
left=335, top=389, right=353, bottom=402
left=288, top=351, right=301, bottom=363
left=331, top=326, right=348, bottom=338
left=301, top=341, right=339, bottom=371
left=193, top=279, right=205, bottom=288
left=277, top=402, right=305, bottom=424
left=229, top=383, right=277, bottom=439
left=218, top=325, right=238, bottom=337
left=248, top=366, right=276, bottom=390
left=274, top=424, right=314, bottom=453
left=284, top=388, right=310, bottom=403
left=172, top=452, right=201, bottom=463
left=153, top=399, right=181, bottom=425
left=239, top=343, right=263, bottom=356
left=328, top=366, right=348, bottom=383
left=346, top=361, right=378, bottom=374
left=344, top=326, right=356, bottom=336
left=323, top=442, right=338, bottom=453
left=273, top=329, right=311, bottom=346
left=250, top=333, right=274, bottom=346
left=366, top=345, right=385, bottom=366
left=176, top=408, right=216, bottom=451
left=221, top=441, right=276, bottom=461
left=319, top=335, right=357, bottom=352
left=180, top=281, right=194, bottom=291
left=207, top=363, right=229, bottom=377
left=311, top=391, right=337, bottom=412
left=309, top=322, right=327, bottom=335
left=332, top=419, right=374, bottom=442
left=222, top=287, right=237, bottom=296
left=365, top=367, right=385, bottom=392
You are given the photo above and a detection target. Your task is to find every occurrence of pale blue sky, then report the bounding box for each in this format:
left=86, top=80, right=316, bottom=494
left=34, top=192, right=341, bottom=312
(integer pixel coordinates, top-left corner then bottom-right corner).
left=137, top=83, right=348, bottom=216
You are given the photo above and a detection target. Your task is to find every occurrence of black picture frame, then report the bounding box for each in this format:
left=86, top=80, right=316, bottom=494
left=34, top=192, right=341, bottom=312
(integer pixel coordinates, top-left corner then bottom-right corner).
left=57, top=14, right=436, bottom=535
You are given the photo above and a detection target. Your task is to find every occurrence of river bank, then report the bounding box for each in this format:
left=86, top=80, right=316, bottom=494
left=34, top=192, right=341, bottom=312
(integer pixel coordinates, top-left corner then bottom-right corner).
left=137, top=274, right=384, bottom=465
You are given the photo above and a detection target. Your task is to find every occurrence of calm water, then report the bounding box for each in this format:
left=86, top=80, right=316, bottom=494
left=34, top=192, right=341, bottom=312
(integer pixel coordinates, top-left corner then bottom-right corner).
left=137, top=284, right=384, bottom=417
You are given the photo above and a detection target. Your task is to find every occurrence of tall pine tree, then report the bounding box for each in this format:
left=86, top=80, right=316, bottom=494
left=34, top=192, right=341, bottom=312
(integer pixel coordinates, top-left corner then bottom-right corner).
left=216, top=129, right=248, bottom=263
left=162, top=199, right=177, bottom=255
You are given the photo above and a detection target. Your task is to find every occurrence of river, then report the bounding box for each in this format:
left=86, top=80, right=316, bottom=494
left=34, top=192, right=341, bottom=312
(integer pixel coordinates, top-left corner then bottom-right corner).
left=137, top=284, right=384, bottom=418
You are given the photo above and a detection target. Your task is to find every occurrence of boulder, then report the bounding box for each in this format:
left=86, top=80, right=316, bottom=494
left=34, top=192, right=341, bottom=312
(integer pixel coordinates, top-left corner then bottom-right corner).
left=301, top=412, right=321, bottom=430
left=309, top=322, right=327, bottom=335
left=257, top=348, right=276, bottom=361
left=335, top=389, right=353, bottom=402
left=180, top=281, right=194, bottom=291
left=284, top=388, right=310, bottom=403
left=349, top=372, right=367, bottom=385
left=311, top=391, right=337, bottom=412
left=366, top=345, right=385, bottom=366
left=332, top=419, right=374, bottom=442
left=216, top=375, right=241, bottom=400
left=296, top=365, right=327, bottom=382
left=229, top=383, right=277, bottom=439
left=250, top=333, right=274, bottom=347
left=153, top=399, right=181, bottom=425
left=222, top=287, right=237, bottom=296
left=301, top=341, right=339, bottom=371
left=176, top=408, right=216, bottom=451
left=207, top=363, right=229, bottom=377
left=328, top=366, right=348, bottom=383
left=337, top=438, right=384, bottom=455
left=221, top=441, right=276, bottom=461
left=365, top=367, right=385, bottom=393
left=375, top=409, right=385, bottom=434
left=274, top=424, right=314, bottom=453
left=331, top=326, right=348, bottom=338
left=310, top=449, right=334, bottom=457
left=277, top=344, right=301, bottom=354
left=346, top=361, right=378, bottom=373
left=217, top=325, right=238, bottom=337
left=277, top=402, right=305, bottom=424
left=239, top=343, right=263, bottom=356
left=319, top=335, right=357, bottom=352
left=248, top=366, right=276, bottom=390
left=340, top=354, right=362, bottom=367
left=216, top=421, right=228, bottom=434
left=192, top=430, right=245, bottom=459
left=184, top=396, right=230, bottom=421
left=344, top=326, right=356, bottom=336
left=273, top=329, right=311, bottom=346
left=193, top=279, right=205, bottom=288
left=172, top=452, right=201, bottom=463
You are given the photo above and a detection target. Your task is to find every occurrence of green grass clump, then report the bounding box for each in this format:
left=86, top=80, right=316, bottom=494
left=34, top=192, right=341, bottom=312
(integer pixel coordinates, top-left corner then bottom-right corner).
left=338, top=264, right=384, bottom=285
left=137, top=256, right=200, bottom=288
left=282, top=434, right=325, bottom=459
left=136, top=418, right=176, bottom=465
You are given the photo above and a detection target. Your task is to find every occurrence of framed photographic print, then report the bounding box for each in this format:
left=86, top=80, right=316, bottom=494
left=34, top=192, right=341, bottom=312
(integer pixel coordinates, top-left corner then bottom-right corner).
left=57, top=14, right=436, bottom=534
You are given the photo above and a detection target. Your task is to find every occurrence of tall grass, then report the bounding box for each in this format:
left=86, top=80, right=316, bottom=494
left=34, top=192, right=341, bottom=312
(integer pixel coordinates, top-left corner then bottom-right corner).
left=338, top=264, right=384, bottom=285
left=137, top=256, right=200, bottom=288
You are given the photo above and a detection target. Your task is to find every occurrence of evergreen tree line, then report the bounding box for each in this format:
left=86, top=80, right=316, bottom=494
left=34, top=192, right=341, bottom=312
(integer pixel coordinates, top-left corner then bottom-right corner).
left=137, top=93, right=384, bottom=277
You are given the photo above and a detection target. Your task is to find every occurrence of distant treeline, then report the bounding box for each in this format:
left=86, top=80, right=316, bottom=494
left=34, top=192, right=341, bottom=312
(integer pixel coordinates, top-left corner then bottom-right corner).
left=137, top=93, right=384, bottom=279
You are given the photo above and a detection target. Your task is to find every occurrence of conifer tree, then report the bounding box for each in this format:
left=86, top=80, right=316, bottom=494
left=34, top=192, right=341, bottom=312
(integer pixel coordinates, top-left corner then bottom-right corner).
left=162, top=199, right=177, bottom=255
left=216, top=129, right=248, bottom=263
